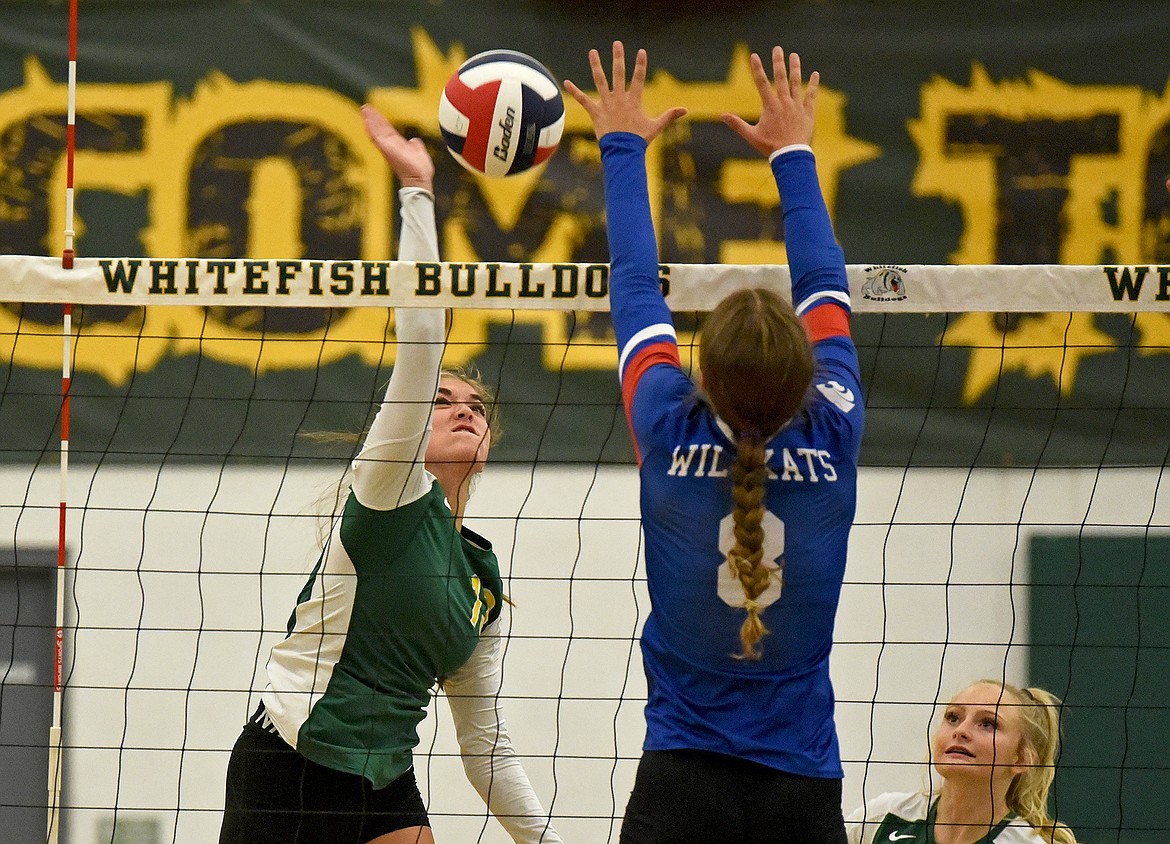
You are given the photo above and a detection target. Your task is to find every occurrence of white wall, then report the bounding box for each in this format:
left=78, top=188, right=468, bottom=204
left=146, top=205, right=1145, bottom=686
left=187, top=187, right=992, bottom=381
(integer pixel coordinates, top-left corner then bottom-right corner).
left=2, top=462, right=1166, bottom=843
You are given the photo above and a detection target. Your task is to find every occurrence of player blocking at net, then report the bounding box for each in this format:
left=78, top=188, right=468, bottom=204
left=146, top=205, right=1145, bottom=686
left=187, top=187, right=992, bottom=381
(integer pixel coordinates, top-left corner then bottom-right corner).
left=566, top=43, right=863, bottom=843
left=218, top=105, right=562, bottom=844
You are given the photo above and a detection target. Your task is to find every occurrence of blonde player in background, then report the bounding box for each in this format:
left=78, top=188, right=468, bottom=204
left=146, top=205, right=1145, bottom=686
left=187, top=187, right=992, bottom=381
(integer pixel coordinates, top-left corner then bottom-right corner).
left=846, top=680, right=1078, bottom=844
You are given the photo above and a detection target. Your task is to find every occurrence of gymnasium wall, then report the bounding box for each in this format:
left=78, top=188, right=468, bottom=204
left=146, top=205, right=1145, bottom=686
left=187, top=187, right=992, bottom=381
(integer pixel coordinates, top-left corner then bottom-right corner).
left=3, top=462, right=1165, bottom=843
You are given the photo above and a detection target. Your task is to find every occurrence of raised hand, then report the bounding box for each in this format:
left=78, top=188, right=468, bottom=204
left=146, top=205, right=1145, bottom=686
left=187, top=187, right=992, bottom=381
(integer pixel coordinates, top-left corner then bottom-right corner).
left=721, top=47, right=819, bottom=158
left=564, top=41, right=687, bottom=143
left=361, top=104, right=434, bottom=191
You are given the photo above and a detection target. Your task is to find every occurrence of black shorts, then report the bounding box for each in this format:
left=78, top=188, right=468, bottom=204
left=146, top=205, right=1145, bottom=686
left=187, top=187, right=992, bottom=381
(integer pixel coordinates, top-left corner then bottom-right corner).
left=619, top=749, right=847, bottom=844
left=219, top=712, right=430, bottom=844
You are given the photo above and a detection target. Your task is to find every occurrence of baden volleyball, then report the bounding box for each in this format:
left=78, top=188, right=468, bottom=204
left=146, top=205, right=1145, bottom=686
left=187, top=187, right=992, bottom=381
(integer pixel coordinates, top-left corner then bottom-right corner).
left=438, top=50, right=565, bottom=178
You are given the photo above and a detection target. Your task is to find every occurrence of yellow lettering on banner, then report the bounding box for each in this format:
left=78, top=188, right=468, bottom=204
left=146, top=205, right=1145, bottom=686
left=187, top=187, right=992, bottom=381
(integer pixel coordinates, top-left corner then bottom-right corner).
left=359, top=33, right=880, bottom=373
left=912, top=67, right=1170, bottom=393
left=1, top=34, right=878, bottom=382
left=0, top=305, right=404, bottom=387
left=0, top=56, right=167, bottom=267
left=911, top=65, right=1159, bottom=265
left=0, top=59, right=163, bottom=382
left=153, top=71, right=390, bottom=260
left=941, top=312, right=1116, bottom=403
left=0, top=58, right=403, bottom=380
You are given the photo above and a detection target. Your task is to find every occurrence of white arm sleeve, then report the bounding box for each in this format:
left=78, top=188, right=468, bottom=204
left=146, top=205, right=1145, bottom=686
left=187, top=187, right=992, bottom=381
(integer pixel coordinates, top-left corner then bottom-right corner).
left=843, top=805, right=868, bottom=844
left=844, top=792, right=920, bottom=844
left=442, top=620, right=563, bottom=843
left=350, top=186, right=447, bottom=510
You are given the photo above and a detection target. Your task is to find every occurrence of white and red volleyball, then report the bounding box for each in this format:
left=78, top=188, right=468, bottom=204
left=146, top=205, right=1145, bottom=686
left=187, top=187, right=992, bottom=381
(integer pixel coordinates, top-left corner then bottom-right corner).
left=438, top=50, right=565, bottom=178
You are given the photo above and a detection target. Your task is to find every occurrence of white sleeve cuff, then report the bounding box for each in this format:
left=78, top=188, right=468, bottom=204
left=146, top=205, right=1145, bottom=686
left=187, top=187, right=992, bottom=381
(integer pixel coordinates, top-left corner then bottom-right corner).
left=768, top=143, right=813, bottom=162
left=398, top=185, right=435, bottom=201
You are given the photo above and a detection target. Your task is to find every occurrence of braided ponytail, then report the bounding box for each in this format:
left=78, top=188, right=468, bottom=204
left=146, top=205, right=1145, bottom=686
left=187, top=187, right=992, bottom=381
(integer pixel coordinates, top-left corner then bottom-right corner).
left=700, top=287, right=813, bottom=661
left=728, top=432, right=772, bottom=660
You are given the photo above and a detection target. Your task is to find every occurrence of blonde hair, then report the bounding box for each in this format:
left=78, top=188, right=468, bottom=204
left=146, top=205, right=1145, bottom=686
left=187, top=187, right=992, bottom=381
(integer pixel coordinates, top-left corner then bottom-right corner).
left=699, top=288, right=813, bottom=660
left=302, top=365, right=501, bottom=529
left=977, top=680, right=1078, bottom=844
left=726, top=431, right=770, bottom=659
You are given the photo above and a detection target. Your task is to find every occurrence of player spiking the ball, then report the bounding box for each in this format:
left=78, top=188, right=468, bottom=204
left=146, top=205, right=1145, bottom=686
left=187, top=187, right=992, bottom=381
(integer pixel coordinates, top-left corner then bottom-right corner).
left=218, top=105, right=562, bottom=844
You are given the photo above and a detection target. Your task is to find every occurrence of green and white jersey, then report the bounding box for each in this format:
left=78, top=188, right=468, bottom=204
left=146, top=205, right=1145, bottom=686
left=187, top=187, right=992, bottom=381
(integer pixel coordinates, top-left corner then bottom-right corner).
left=265, top=481, right=503, bottom=787
left=846, top=792, right=1049, bottom=844
left=261, top=187, right=562, bottom=844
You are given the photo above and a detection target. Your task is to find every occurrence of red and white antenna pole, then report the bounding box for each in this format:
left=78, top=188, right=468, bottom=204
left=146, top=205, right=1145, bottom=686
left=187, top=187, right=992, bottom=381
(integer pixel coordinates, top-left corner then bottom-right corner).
left=48, top=0, right=78, bottom=839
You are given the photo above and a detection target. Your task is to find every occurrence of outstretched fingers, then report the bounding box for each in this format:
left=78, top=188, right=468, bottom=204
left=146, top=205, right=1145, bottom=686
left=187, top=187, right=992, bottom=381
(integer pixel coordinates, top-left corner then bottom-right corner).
left=566, top=41, right=687, bottom=143
left=767, top=46, right=788, bottom=97
left=749, top=50, right=778, bottom=108
left=564, top=77, right=593, bottom=114
left=720, top=111, right=751, bottom=138
left=360, top=104, right=432, bottom=188
left=611, top=41, right=627, bottom=93
left=361, top=104, right=396, bottom=146
left=786, top=50, right=803, bottom=100
left=803, top=69, right=820, bottom=115
left=720, top=45, right=819, bottom=157
left=630, top=46, right=648, bottom=91
left=588, top=48, right=610, bottom=95
left=652, top=105, right=689, bottom=138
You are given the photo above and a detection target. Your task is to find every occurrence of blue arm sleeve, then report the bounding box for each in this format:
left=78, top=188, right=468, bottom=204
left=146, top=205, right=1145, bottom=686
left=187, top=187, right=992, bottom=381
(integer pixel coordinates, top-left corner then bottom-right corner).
left=771, top=149, right=851, bottom=317
left=773, top=149, right=863, bottom=452
left=600, top=132, right=677, bottom=376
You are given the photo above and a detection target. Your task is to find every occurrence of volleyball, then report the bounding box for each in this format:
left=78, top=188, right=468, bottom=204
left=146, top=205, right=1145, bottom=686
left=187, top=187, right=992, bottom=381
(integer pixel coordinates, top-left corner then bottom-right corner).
left=438, top=49, right=565, bottom=178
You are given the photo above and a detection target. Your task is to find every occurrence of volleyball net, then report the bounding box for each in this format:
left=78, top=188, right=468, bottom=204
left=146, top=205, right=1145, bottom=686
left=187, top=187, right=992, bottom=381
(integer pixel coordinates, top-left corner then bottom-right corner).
left=1, top=256, right=1168, bottom=843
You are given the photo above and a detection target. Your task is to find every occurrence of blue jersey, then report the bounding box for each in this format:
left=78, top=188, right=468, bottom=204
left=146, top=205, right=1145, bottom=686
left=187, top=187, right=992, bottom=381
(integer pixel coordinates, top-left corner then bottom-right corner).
left=601, top=132, right=864, bottom=779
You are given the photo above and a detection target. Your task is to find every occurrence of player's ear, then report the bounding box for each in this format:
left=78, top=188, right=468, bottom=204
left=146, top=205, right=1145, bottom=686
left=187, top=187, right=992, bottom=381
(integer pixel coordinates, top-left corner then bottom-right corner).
left=1010, top=740, right=1035, bottom=778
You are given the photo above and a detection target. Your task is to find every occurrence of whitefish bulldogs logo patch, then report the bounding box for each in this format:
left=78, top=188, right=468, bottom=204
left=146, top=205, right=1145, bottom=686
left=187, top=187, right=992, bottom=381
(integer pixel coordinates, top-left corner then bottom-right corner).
left=862, top=265, right=909, bottom=302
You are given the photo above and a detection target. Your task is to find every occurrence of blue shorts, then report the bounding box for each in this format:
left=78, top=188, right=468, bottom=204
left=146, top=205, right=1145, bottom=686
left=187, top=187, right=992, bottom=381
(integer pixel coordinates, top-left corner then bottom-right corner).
left=219, top=706, right=430, bottom=844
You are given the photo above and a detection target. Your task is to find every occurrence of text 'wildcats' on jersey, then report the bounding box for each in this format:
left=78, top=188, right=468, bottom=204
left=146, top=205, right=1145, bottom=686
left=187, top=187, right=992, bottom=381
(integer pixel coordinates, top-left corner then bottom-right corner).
left=665, top=441, right=841, bottom=483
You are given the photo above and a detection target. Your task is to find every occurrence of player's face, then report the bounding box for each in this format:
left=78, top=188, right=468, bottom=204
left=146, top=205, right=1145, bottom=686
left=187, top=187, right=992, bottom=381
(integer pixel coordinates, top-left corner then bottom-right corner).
left=425, top=376, right=491, bottom=475
left=931, top=683, right=1028, bottom=786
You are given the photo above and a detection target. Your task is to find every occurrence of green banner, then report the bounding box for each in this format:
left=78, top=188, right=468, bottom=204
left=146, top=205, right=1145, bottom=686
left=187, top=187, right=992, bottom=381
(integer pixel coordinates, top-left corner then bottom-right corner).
left=2, top=0, right=1169, bottom=466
